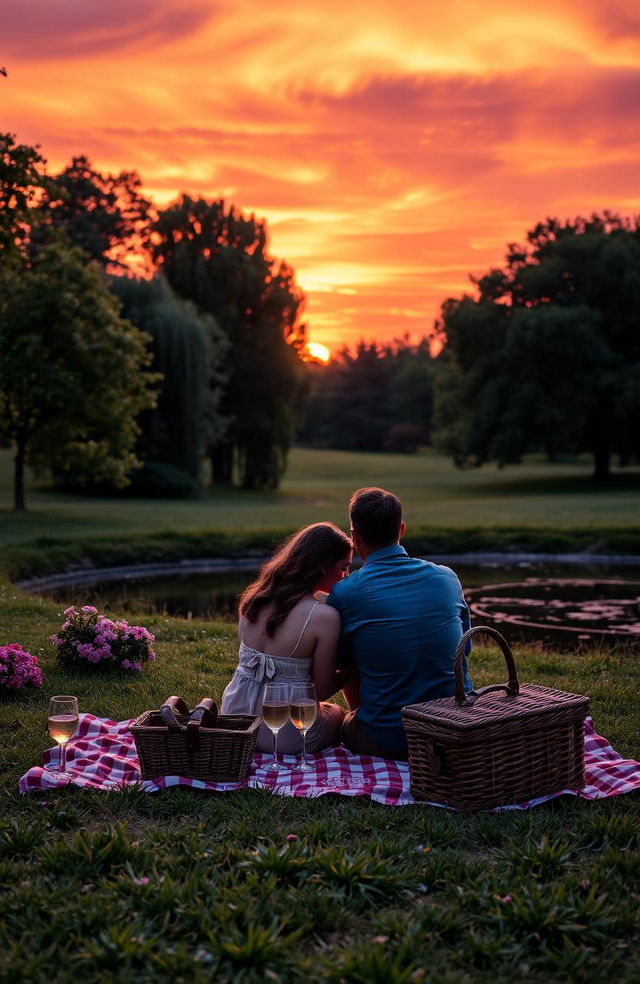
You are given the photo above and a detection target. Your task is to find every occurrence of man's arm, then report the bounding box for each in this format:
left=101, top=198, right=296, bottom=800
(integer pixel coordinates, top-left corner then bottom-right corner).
left=326, top=585, right=360, bottom=710
left=335, top=665, right=360, bottom=711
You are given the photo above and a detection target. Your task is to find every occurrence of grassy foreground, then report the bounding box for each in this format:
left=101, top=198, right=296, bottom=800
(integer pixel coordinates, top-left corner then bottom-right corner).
left=1, top=587, right=639, bottom=983
left=1, top=447, right=639, bottom=981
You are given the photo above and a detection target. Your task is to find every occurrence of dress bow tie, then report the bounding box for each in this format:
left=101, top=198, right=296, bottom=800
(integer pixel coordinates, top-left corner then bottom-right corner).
left=245, top=651, right=276, bottom=680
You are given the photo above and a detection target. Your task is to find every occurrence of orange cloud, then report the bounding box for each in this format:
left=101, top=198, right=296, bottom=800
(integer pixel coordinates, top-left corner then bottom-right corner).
left=3, top=0, right=639, bottom=352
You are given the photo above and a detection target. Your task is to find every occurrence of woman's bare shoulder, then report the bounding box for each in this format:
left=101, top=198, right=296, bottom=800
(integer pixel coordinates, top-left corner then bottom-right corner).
left=313, top=601, right=340, bottom=627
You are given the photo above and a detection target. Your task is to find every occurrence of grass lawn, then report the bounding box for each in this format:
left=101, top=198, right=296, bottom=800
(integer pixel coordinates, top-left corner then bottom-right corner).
left=1, top=448, right=639, bottom=981
left=1, top=585, right=639, bottom=983
left=1, top=447, right=640, bottom=548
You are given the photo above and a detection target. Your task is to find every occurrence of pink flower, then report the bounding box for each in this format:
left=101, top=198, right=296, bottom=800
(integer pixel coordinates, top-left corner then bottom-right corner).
left=0, top=644, right=43, bottom=693
left=53, top=608, right=156, bottom=674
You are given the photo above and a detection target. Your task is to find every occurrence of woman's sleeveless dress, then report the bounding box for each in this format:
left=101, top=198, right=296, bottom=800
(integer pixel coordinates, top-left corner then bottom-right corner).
left=220, top=603, right=343, bottom=754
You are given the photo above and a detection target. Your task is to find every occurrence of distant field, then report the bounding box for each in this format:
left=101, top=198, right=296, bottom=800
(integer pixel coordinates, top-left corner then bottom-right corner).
left=1, top=447, right=639, bottom=547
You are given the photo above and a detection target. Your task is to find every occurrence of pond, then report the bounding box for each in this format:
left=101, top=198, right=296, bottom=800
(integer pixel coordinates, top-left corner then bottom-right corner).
left=29, top=556, right=640, bottom=647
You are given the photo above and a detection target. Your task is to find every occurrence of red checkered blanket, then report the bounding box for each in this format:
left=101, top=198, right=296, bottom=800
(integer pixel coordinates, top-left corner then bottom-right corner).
left=19, top=714, right=640, bottom=809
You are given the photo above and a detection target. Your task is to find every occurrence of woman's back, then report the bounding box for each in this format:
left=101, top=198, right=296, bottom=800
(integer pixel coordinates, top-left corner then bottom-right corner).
left=220, top=521, right=351, bottom=754
left=240, top=597, right=322, bottom=661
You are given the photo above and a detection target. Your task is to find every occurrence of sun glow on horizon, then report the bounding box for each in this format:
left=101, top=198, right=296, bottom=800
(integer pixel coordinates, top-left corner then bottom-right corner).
left=305, top=341, right=331, bottom=363
left=3, top=0, right=639, bottom=352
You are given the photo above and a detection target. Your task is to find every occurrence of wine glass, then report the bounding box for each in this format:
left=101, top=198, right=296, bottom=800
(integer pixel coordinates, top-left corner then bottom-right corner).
left=261, top=682, right=290, bottom=772
left=289, top=682, right=318, bottom=772
left=46, top=695, right=79, bottom=775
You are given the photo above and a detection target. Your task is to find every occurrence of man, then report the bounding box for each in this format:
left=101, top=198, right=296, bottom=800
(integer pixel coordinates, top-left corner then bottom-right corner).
left=327, top=487, right=471, bottom=760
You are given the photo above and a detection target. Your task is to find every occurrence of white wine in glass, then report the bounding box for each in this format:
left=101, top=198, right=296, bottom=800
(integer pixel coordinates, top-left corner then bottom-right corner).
left=289, top=683, right=317, bottom=771
left=262, top=682, right=289, bottom=772
left=46, top=695, right=79, bottom=775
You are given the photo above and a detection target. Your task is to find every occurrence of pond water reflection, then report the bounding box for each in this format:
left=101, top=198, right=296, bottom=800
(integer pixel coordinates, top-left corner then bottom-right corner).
left=466, top=577, right=640, bottom=647
left=38, top=558, right=640, bottom=647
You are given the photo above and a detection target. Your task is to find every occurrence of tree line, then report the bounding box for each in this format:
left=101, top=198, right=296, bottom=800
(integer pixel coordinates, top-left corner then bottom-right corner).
left=1, top=130, right=639, bottom=510
left=302, top=215, right=640, bottom=481
left=299, top=339, right=435, bottom=453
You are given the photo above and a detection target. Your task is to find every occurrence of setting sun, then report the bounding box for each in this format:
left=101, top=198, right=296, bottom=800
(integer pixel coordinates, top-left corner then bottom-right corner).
left=305, top=341, right=331, bottom=363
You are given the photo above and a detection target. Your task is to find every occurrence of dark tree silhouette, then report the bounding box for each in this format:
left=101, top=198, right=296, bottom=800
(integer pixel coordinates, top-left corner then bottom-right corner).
left=299, top=339, right=435, bottom=452
left=0, top=132, right=47, bottom=259
left=38, top=155, right=154, bottom=271
left=434, top=214, right=640, bottom=479
left=153, top=196, right=308, bottom=489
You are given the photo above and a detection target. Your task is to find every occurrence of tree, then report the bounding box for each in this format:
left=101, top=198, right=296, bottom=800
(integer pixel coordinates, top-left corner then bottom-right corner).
left=0, top=243, right=158, bottom=509
left=298, top=338, right=436, bottom=452
left=153, top=196, right=308, bottom=488
left=38, top=155, right=154, bottom=272
left=388, top=340, right=435, bottom=446
left=434, top=214, right=640, bottom=479
left=109, top=275, right=228, bottom=493
left=0, top=132, right=47, bottom=260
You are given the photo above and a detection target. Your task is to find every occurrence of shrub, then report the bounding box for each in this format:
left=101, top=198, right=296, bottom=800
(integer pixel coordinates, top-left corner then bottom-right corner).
left=51, top=606, right=156, bottom=673
left=0, top=644, right=43, bottom=694
left=384, top=423, right=426, bottom=453
left=128, top=461, right=200, bottom=498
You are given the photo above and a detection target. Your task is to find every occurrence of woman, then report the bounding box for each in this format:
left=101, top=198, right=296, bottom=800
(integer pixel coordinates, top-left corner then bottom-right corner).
left=221, top=522, right=352, bottom=754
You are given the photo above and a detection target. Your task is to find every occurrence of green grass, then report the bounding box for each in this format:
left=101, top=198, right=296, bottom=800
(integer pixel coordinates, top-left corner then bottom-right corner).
left=1, top=588, right=639, bottom=983
left=1, top=448, right=639, bottom=981
left=2, top=447, right=640, bottom=546
left=1, top=447, right=639, bottom=581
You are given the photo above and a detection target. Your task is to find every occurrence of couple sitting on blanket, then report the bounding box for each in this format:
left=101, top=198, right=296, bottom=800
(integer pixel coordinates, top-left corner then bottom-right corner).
left=221, top=487, right=472, bottom=761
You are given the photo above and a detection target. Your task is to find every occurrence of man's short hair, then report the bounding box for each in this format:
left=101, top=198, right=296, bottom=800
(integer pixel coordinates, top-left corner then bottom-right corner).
left=349, top=487, right=403, bottom=549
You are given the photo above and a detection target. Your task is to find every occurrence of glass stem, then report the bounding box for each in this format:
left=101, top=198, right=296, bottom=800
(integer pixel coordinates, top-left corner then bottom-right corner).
left=60, top=741, right=67, bottom=774
left=273, top=729, right=279, bottom=767
left=301, top=730, right=307, bottom=765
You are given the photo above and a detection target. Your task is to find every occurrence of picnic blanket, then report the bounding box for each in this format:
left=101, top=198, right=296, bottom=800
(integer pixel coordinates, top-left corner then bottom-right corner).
left=19, top=714, right=640, bottom=810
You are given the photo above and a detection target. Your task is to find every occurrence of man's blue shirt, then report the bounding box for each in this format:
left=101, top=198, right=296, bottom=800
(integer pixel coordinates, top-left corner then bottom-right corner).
left=327, top=545, right=471, bottom=755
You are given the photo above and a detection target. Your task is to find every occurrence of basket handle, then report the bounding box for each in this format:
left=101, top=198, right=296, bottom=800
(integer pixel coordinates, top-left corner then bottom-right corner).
left=187, top=698, right=218, bottom=731
left=454, top=625, right=520, bottom=706
left=185, top=698, right=218, bottom=756
left=160, top=695, right=190, bottom=730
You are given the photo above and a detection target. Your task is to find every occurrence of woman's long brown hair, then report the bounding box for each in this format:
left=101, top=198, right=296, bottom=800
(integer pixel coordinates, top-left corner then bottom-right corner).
left=239, top=522, right=352, bottom=637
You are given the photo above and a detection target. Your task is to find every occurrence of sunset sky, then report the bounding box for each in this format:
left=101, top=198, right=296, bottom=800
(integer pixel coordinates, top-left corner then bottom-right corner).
left=3, top=0, right=640, bottom=353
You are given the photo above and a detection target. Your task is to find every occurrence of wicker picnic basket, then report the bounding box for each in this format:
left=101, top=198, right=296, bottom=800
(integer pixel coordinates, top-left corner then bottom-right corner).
left=402, top=626, right=590, bottom=811
left=131, top=695, right=260, bottom=782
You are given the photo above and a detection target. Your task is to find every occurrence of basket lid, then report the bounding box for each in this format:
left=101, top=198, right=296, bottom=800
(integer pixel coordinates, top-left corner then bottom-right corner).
left=402, top=683, right=589, bottom=734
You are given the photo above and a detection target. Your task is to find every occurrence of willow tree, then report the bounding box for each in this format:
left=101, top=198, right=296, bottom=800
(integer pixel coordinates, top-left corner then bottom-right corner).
left=153, top=196, right=308, bottom=488
left=110, top=275, right=228, bottom=492
left=434, top=214, right=640, bottom=479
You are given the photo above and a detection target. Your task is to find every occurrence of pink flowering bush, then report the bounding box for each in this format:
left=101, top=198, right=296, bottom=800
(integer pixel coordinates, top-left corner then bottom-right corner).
left=0, top=644, right=44, bottom=694
left=51, top=606, right=156, bottom=673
